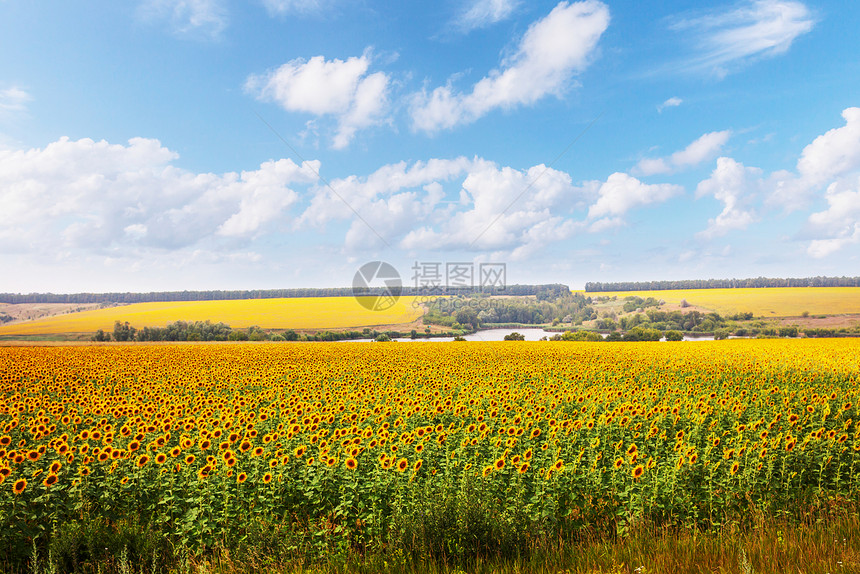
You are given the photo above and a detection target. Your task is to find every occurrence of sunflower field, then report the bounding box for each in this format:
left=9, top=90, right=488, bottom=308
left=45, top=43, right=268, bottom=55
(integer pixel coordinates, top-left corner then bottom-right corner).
left=1, top=340, right=859, bottom=568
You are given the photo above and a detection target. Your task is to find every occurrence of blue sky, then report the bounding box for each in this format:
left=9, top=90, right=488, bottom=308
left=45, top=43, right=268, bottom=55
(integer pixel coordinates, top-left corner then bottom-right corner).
left=0, top=0, right=858, bottom=292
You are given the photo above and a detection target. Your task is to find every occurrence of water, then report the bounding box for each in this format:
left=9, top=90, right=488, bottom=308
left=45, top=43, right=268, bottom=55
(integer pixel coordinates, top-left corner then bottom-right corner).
left=341, top=329, right=722, bottom=343
left=394, top=328, right=558, bottom=342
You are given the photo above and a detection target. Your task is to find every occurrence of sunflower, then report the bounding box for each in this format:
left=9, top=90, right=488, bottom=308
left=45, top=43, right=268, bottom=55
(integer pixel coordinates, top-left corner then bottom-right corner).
left=237, top=472, right=248, bottom=483
left=185, top=454, right=196, bottom=465
left=155, top=453, right=167, bottom=464
left=731, top=462, right=740, bottom=475
left=396, top=458, right=409, bottom=472
left=12, top=478, right=26, bottom=494
left=263, top=473, right=273, bottom=483
left=413, top=459, right=423, bottom=472
left=518, top=462, right=530, bottom=474
left=494, top=457, right=505, bottom=470
left=170, top=447, right=181, bottom=458
left=613, top=457, right=624, bottom=469
left=137, top=454, right=150, bottom=467
left=43, top=473, right=59, bottom=488
left=49, top=461, right=62, bottom=474
left=345, top=457, right=358, bottom=470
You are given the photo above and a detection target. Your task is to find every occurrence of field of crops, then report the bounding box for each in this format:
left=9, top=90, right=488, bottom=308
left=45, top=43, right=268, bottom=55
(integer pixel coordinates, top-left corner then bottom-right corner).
left=583, top=286, right=860, bottom=317
left=1, top=340, right=859, bottom=569
left=0, top=296, right=424, bottom=336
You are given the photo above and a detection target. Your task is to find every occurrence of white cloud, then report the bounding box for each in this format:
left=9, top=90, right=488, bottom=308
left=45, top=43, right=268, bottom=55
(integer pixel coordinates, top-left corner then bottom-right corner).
left=768, top=107, right=860, bottom=209
left=806, top=176, right=860, bottom=258
left=587, top=172, right=683, bottom=219
left=695, top=157, right=761, bottom=238
left=400, top=161, right=587, bottom=252
left=657, top=97, right=682, bottom=112
left=246, top=50, right=390, bottom=149
left=0, top=87, right=31, bottom=114
left=672, top=0, right=815, bottom=76
left=634, top=130, right=731, bottom=176
left=138, top=0, right=228, bottom=39
left=455, top=0, right=520, bottom=33
left=261, top=0, right=327, bottom=15
left=412, top=0, right=609, bottom=132
left=300, top=157, right=474, bottom=230
left=0, top=137, right=318, bottom=256
left=797, top=107, right=860, bottom=186
left=299, top=157, right=588, bottom=255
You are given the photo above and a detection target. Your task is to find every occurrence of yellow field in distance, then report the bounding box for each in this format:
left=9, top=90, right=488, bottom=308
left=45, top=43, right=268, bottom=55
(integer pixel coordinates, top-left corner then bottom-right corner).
left=0, top=296, right=424, bottom=335
left=581, top=287, right=860, bottom=317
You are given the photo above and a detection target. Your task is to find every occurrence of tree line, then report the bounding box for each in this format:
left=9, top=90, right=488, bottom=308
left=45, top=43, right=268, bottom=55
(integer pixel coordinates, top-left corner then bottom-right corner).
left=423, top=291, right=594, bottom=331
left=0, top=284, right=569, bottom=304
left=585, top=276, right=860, bottom=292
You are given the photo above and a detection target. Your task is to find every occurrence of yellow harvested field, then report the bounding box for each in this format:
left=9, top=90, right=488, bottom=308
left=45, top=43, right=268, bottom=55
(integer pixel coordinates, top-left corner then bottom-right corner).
left=0, top=296, right=424, bottom=335
left=581, top=287, right=860, bottom=317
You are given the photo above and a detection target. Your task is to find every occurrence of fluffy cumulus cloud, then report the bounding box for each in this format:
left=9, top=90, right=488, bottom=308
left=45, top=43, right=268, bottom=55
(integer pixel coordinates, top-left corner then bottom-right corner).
left=769, top=107, right=860, bottom=210
left=806, top=176, right=860, bottom=258
left=400, top=161, right=587, bottom=255
left=634, top=130, right=731, bottom=176
left=246, top=51, right=389, bottom=149
left=455, top=0, right=520, bottom=33
left=137, top=0, right=228, bottom=38
left=695, top=157, right=761, bottom=238
left=586, top=172, right=682, bottom=229
left=0, top=136, right=318, bottom=256
left=300, top=157, right=475, bottom=249
left=297, top=157, right=593, bottom=256
left=411, top=0, right=609, bottom=132
left=672, top=0, right=815, bottom=76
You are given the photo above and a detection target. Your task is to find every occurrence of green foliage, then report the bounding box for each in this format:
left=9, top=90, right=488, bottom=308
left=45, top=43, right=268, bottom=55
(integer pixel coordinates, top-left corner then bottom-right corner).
left=503, top=332, right=525, bottom=341
left=47, top=517, right=173, bottom=574
left=549, top=330, right=603, bottom=342
left=621, top=327, right=662, bottom=341
left=91, top=329, right=110, bottom=342
left=137, top=320, right=232, bottom=342
left=112, top=321, right=136, bottom=342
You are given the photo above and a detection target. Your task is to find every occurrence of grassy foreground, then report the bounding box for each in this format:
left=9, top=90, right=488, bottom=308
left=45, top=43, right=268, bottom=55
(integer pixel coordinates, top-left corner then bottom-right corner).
left=2, top=340, right=860, bottom=572
left=16, top=510, right=860, bottom=573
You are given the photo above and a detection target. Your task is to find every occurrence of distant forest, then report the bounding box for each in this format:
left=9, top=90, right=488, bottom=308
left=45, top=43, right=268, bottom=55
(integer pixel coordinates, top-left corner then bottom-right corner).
left=585, top=276, right=860, bottom=292
left=0, top=284, right=569, bottom=304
